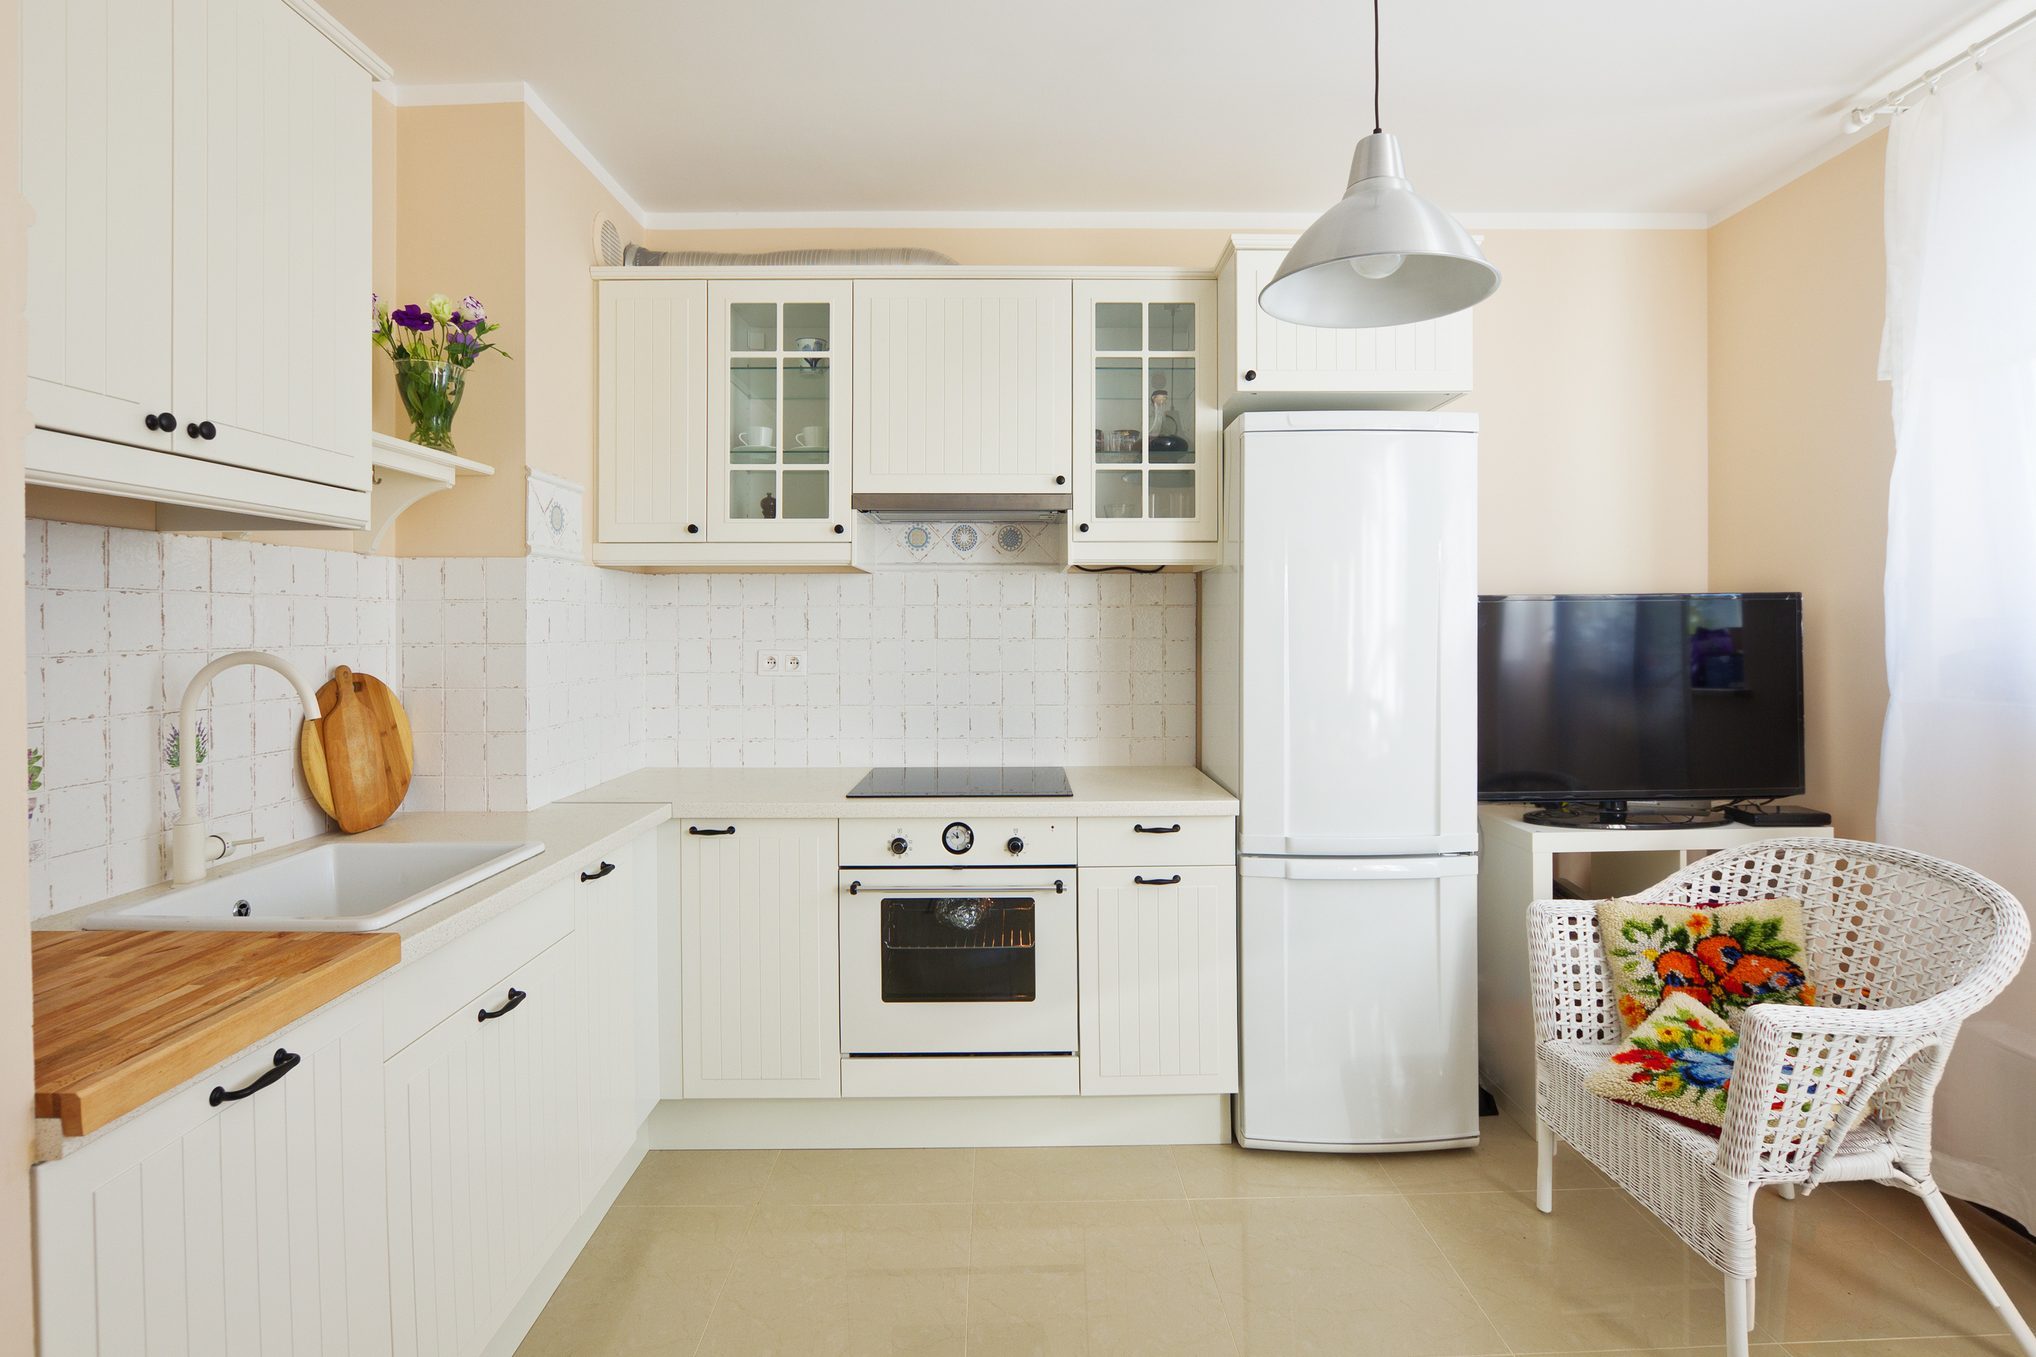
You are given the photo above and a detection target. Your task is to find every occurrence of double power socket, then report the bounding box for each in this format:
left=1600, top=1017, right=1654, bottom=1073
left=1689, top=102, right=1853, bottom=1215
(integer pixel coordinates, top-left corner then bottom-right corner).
left=755, top=650, right=808, bottom=676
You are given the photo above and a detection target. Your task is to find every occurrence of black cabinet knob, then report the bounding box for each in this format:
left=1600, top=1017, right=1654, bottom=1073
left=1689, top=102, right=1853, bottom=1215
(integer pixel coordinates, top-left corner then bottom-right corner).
left=1054, top=475, right=1066, bottom=485
left=833, top=523, right=845, bottom=534
left=888, top=836, right=909, bottom=855
left=1078, top=523, right=1090, bottom=533
left=186, top=420, right=217, bottom=441
left=686, top=523, right=699, bottom=534
left=145, top=411, right=174, bottom=432
left=1243, top=369, right=1257, bottom=382
left=1006, top=836, right=1024, bottom=855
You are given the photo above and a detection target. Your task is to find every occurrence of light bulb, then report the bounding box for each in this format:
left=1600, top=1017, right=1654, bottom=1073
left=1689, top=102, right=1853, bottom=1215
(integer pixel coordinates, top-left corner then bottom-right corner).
left=1348, top=252, right=1406, bottom=280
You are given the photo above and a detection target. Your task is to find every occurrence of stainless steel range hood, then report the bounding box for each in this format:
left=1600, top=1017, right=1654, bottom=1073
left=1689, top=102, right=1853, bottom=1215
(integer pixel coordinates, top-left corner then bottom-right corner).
left=852, top=492, right=1071, bottom=523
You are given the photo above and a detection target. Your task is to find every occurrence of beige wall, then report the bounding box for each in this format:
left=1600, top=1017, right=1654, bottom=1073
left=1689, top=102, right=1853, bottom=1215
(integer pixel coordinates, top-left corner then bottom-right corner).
left=1708, top=134, right=1893, bottom=837
left=3, top=0, right=38, bottom=1334
left=389, top=103, right=529, bottom=557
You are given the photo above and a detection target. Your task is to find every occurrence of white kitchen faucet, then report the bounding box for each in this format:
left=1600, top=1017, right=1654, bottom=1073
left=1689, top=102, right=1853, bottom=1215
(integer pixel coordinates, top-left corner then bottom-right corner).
left=170, top=650, right=323, bottom=884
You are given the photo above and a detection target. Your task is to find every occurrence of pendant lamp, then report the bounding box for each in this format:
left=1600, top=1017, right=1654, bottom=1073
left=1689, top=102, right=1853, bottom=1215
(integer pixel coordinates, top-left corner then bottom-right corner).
left=1259, top=0, right=1499, bottom=329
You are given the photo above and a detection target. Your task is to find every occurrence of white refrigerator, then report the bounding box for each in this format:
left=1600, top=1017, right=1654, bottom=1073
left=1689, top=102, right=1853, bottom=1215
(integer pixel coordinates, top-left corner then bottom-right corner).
left=1201, top=411, right=1480, bottom=1152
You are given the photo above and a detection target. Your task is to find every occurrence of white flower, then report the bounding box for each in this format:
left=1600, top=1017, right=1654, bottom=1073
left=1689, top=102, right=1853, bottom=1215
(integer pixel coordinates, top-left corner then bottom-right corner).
left=426, top=293, right=453, bottom=323
left=459, top=295, right=486, bottom=322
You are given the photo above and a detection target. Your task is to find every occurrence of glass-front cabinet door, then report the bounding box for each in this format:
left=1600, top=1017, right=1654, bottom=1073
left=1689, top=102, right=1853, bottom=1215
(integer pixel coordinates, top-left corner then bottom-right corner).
left=706, top=281, right=853, bottom=543
left=1072, top=281, right=1220, bottom=549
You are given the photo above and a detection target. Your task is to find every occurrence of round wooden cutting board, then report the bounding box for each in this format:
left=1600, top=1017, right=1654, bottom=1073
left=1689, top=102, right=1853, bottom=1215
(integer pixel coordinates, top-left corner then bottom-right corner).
left=299, top=666, right=414, bottom=833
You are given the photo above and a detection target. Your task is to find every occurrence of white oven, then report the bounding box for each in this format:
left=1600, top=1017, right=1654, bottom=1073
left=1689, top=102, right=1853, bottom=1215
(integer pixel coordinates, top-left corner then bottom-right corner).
left=838, top=847, right=1077, bottom=1056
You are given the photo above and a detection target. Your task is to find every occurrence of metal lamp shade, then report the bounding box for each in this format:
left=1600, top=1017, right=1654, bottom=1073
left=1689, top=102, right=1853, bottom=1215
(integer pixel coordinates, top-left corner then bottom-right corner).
left=1260, top=132, right=1500, bottom=329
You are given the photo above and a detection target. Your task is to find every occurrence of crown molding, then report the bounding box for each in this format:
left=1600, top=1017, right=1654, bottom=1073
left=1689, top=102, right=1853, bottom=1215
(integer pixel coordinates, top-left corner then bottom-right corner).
left=635, top=207, right=1705, bottom=233
left=1706, top=123, right=1887, bottom=228
left=283, top=0, right=392, bottom=81
left=373, top=81, right=647, bottom=228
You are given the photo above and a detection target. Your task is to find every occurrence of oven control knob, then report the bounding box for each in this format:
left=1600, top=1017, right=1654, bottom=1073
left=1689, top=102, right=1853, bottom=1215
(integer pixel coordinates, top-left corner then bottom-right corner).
left=1006, top=835, right=1025, bottom=855
left=887, top=835, right=909, bottom=856
left=941, top=821, right=975, bottom=855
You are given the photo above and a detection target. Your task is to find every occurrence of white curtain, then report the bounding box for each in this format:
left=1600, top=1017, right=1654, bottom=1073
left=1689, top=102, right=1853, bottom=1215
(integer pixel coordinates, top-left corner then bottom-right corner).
left=1880, top=33, right=2036, bottom=1228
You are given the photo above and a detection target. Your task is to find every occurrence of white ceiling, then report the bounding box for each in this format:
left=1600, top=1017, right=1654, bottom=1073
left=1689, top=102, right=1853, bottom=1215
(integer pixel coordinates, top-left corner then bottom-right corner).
left=326, top=0, right=2002, bottom=225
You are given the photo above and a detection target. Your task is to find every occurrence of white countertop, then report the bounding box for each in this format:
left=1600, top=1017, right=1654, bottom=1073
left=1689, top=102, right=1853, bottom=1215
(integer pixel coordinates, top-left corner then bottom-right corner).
left=562, top=765, right=1240, bottom=819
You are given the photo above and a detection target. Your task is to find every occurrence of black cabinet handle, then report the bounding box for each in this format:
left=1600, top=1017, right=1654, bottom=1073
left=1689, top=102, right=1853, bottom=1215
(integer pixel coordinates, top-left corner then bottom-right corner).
left=1055, top=475, right=1067, bottom=485
left=833, top=523, right=845, bottom=534
left=186, top=420, right=217, bottom=441
left=1078, top=523, right=1090, bottom=533
left=210, top=1048, right=299, bottom=1106
left=477, top=987, right=527, bottom=1022
left=686, top=524, right=699, bottom=534
left=580, top=860, right=615, bottom=882
left=1243, top=369, right=1257, bottom=382
left=145, top=411, right=174, bottom=432
left=688, top=825, right=736, bottom=836
left=1132, top=823, right=1182, bottom=835
left=1134, top=874, right=1183, bottom=886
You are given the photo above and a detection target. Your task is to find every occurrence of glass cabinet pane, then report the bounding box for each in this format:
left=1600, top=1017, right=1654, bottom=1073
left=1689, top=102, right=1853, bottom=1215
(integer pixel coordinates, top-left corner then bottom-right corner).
left=1148, top=302, right=1195, bottom=351
left=1095, top=470, right=1143, bottom=519
left=783, top=303, right=831, bottom=356
left=1094, top=358, right=1142, bottom=464
left=1094, top=303, right=1142, bottom=353
left=729, top=358, right=777, bottom=452
left=730, top=303, right=777, bottom=352
left=1147, top=357, right=1195, bottom=464
left=781, top=470, right=829, bottom=519
left=782, top=360, right=831, bottom=464
left=719, top=294, right=839, bottom=534
left=730, top=468, right=777, bottom=519
left=1149, top=470, right=1195, bottom=520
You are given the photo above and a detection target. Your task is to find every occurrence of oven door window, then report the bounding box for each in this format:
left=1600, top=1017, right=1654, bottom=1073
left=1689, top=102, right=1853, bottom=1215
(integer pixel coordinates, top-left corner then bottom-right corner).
left=880, top=896, right=1036, bottom=1002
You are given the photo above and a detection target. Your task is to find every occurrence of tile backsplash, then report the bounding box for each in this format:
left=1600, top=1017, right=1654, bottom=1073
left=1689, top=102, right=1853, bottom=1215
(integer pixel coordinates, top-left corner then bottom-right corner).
left=24, top=519, right=1197, bottom=917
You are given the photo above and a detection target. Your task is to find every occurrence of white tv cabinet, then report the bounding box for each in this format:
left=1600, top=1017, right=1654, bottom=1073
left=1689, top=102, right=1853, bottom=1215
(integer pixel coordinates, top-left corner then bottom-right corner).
left=1475, top=804, right=1836, bottom=1127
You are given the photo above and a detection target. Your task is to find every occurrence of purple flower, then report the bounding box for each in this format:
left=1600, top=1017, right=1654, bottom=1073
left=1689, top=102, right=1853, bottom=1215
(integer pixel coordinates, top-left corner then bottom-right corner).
left=391, top=303, right=434, bottom=333
left=450, top=311, right=478, bottom=333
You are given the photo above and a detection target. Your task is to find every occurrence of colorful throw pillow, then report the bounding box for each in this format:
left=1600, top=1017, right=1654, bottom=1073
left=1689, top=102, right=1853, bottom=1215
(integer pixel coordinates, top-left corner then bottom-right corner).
left=1597, top=897, right=1814, bottom=1030
left=1586, top=992, right=1740, bottom=1128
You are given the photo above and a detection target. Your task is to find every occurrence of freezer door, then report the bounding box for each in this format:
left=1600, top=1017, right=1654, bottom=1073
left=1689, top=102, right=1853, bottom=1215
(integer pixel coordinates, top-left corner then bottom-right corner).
left=1236, top=425, right=1476, bottom=856
left=1237, top=856, right=1479, bottom=1151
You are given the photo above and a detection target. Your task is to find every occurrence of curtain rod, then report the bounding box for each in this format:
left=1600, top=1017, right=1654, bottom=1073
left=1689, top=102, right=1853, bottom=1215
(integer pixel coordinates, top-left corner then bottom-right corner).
left=1847, top=7, right=2036, bottom=130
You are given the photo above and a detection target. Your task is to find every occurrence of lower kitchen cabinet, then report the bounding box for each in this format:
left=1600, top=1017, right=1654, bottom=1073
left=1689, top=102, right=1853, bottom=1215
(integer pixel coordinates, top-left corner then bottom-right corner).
left=575, top=831, right=652, bottom=1189
left=1077, top=865, right=1240, bottom=1095
left=384, top=931, right=581, bottom=1357
left=678, top=817, right=840, bottom=1098
left=35, top=988, right=392, bottom=1356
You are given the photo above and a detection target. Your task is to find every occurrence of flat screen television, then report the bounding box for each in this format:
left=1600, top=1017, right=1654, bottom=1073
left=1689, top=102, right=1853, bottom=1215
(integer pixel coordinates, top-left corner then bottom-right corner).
left=1477, top=593, right=1805, bottom=817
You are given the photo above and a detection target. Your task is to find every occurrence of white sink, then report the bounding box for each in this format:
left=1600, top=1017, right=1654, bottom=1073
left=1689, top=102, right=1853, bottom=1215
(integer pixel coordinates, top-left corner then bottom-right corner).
left=82, top=840, right=546, bottom=933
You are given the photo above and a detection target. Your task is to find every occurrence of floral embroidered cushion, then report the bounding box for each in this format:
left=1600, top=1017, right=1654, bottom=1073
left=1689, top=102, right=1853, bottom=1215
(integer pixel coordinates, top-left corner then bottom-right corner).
left=1597, top=897, right=1814, bottom=1030
left=1585, top=992, right=1741, bottom=1128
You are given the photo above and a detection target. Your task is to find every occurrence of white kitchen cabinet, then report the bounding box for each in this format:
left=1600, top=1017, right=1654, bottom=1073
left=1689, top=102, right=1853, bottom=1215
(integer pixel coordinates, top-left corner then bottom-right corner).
left=1071, top=280, right=1221, bottom=565
left=384, top=931, right=582, bottom=1357
left=1218, top=235, right=1471, bottom=413
left=22, top=0, right=384, bottom=525
left=678, top=818, right=841, bottom=1098
left=573, top=832, right=652, bottom=1189
left=707, top=281, right=854, bottom=546
left=35, top=988, right=392, bottom=1356
left=598, top=280, right=709, bottom=543
left=854, top=279, right=1073, bottom=497
left=1077, top=865, right=1239, bottom=1096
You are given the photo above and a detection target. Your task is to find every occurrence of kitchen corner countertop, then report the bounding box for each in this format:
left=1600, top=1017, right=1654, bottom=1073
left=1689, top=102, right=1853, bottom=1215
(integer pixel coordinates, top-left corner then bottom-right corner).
left=563, top=764, right=1240, bottom=819
left=33, top=801, right=669, bottom=1150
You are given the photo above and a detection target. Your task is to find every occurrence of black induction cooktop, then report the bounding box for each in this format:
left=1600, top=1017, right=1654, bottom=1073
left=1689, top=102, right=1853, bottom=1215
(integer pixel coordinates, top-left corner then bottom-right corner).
left=846, top=766, right=1074, bottom=798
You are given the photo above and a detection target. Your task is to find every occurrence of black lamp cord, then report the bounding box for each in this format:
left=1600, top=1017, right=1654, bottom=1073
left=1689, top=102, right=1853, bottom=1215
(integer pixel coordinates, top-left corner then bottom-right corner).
left=1372, top=0, right=1383, bottom=134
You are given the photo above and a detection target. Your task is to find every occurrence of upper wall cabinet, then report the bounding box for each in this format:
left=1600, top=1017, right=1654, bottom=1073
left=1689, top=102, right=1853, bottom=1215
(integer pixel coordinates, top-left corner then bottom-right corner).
left=599, top=280, right=710, bottom=544
left=853, top=280, right=1073, bottom=497
left=1217, top=235, right=1472, bottom=415
left=1071, top=280, right=1221, bottom=566
left=22, top=0, right=384, bottom=529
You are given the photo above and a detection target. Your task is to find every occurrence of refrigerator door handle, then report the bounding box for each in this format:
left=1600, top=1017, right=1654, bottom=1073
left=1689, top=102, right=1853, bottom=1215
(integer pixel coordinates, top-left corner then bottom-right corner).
left=1240, top=855, right=1479, bottom=881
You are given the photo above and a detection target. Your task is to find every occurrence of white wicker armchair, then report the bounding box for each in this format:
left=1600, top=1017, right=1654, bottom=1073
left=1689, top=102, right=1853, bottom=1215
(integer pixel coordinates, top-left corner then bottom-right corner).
left=1528, top=837, right=2035, bottom=1357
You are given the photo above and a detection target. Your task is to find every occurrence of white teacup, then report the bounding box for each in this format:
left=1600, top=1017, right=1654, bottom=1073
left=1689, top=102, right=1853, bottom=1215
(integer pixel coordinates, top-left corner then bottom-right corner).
left=737, top=426, right=774, bottom=448
left=794, top=426, right=824, bottom=448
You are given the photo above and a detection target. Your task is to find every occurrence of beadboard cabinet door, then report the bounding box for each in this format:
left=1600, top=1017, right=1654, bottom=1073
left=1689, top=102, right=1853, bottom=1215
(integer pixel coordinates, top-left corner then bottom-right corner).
left=34, top=990, right=392, bottom=1356
left=21, top=0, right=177, bottom=453
left=384, top=936, right=582, bottom=1357
left=679, top=819, right=841, bottom=1098
left=598, top=280, right=710, bottom=543
left=1077, top=866, right=1240, bottom=1095
left=168, top=0, right=373, bottom=492
left=853, top=280, right=1073, bottom=496
left=575, top=831, right=651, bottom=1188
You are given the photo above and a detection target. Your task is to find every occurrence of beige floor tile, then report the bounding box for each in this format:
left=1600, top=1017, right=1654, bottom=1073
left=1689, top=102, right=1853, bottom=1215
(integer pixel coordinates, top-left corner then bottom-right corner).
left=1171, top=1142, right=1399, bottom=1198
left=514, top=1205, right=751, bottom=1356
left=1387, top=1111, right=1612, bottom=1195
left=613, top=1148, right=779, bottom=1206
left=1193, top=1194, right=1510, bottom=1356
left=1826, top=1185, right=2036, bottom=1323
left=1750, top=1187, right=2008, bottom=1343
left=761, top=1147, right=975, bottom=1204
left=1781, top=1339, right=2030, bottom=1355
left=969, top=1199, right=1236, bottom=1354
left=1412, top=1187, right=1746, bottom=1352
left=697, top=1202, right=972, bottom=1356
left=973, top=1144, right=1186, bottom=1202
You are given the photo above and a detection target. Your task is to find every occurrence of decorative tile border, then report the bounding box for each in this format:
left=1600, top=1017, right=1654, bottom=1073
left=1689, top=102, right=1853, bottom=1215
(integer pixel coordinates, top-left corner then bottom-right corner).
left=526, top=470, right=585, bottom=562
left=863, top=519, right=1064, bottom=568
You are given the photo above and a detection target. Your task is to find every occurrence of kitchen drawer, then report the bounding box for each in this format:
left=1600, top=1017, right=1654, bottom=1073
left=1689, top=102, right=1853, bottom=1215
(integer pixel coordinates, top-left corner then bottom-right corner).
left=1078, top=816, right=1235, bottom=867
left=380, top=879, right=574, bottom=1057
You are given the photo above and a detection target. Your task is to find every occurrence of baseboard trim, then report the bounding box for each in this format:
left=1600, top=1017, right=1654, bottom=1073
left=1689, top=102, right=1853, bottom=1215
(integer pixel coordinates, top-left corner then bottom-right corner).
left=647, top=1094, right=1233, bottom=1149
left=483, top=1127, right=652, bottom=1357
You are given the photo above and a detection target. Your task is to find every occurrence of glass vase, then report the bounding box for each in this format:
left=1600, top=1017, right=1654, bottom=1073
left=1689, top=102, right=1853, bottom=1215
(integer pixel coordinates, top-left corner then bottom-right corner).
left=392, top=358, right=466, bottom=453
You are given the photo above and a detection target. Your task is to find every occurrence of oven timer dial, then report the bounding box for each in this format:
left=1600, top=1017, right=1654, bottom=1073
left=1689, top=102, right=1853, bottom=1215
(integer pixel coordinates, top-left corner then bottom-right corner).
left=887, top=835, right=909, bottom=856
left=941, top=821, right=975, bottom=855
left=1006, top=835, right=1025, bottom=855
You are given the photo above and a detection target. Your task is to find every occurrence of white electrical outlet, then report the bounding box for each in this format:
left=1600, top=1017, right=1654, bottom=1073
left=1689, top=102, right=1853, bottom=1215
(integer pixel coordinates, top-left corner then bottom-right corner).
left=782, top=651, right=806, bottom=674
left=756, top=650, right=808, bottom=676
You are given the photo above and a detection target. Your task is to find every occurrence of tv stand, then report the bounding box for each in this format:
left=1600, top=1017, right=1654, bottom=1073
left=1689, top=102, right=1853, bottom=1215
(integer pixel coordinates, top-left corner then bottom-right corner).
left=1521, top=800, right=1729, bottom=830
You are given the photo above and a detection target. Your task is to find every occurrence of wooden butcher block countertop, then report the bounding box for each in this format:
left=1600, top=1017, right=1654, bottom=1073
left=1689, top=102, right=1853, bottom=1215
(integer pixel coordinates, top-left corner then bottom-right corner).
left=33, top=930, right=399, bottom=1137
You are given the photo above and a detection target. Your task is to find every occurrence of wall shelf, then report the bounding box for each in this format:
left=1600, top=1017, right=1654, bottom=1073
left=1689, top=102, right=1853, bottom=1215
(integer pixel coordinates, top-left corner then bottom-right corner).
left=358, top=433, right=493, bottom=551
